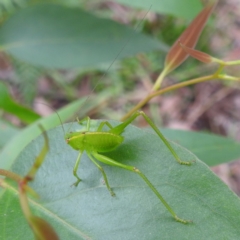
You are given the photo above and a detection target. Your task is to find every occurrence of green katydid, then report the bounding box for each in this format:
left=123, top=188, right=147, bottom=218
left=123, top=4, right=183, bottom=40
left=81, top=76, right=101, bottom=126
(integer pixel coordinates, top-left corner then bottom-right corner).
left=63, top=110, right=193, bottom=224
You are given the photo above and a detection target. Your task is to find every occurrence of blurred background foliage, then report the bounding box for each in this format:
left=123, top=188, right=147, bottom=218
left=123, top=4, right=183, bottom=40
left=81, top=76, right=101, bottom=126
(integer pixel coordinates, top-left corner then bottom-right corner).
left=0, top=0, right=240, bottom=193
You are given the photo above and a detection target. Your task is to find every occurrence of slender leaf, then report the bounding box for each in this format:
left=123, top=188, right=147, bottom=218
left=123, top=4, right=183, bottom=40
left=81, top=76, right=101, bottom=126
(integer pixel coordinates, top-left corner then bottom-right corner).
left=153, top=1, right=217, bottom=90
left=179, top=42, right=224, bottom=64
left=179, top=42, right=213, bottom=63
left=164, top=1, right=217, bottom=75
left=0, top=82, right=41, bottom=124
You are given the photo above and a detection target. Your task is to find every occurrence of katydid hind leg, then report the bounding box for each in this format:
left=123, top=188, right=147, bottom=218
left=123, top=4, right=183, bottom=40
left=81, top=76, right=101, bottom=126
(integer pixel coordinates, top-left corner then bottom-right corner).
left=77, top=116, right=91, bottom=131
left=91, top=151, right=191, bottom=224
left=97, top=121, right=114, bottom=131
left=77, top=117, right=114, bottom=132
left=138, top=111, right=192, bottom=165
left=111, top=111, right=192, bottom=165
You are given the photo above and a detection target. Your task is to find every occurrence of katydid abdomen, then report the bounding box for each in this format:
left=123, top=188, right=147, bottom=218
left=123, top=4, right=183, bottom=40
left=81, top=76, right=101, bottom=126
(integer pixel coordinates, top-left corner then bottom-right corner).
left=66, top=131, right=124, bottom=152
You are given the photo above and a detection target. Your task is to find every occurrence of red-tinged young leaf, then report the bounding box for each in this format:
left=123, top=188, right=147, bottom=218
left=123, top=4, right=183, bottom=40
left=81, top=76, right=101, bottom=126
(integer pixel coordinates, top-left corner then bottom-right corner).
left=164, top=1, right=217, bottom=74
left=30, top=216, right=59, bottom=240
left=179, top=41, right=213, bottom=63
left=179, top=41, right=225, bottom=65
left=152, top=1, right=217, bottom=90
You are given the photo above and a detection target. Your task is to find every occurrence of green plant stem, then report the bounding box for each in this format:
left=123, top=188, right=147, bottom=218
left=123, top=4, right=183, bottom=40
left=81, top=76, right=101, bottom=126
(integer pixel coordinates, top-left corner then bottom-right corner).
left=152, top=67, right=169, bottom=91
left=224, top=60, right=240, bottom=66
left=0, top=169, right=22, bottom=182
left=219, top=74, right=240, bottom=81
left=121, top=74, right=239, bottom=121
left=19, top=181, right=32, bottom=219
left=26, top=125, right=49, bottom=180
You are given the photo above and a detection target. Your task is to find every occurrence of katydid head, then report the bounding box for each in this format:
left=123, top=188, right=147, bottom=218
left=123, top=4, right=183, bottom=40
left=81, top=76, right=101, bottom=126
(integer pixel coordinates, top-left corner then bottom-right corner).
left=65, top=132, right=76, bottom=143
left=65, top=131, right=86, bottom=151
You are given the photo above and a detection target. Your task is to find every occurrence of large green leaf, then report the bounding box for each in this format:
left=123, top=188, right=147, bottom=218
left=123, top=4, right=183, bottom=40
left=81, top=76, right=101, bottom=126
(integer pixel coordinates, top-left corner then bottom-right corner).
left=0, top=3, right=167, bottom=69
left=114, top=0, right=202, bottom=19
left=162, top=129, right=240, bottom=166
left=1, top=121, right=240, bottom=239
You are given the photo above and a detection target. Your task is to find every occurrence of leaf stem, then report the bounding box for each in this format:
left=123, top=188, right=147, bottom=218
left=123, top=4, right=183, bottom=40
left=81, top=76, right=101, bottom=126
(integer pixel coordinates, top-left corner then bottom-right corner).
left=224, top=60, right=240, bottom=66
left=152, top=67, right=169, bottom=91
left=121, top=73, right=240, bottom=121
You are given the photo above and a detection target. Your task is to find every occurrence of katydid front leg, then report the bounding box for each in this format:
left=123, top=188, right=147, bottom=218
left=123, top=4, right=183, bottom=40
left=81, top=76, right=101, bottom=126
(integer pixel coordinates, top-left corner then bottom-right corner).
left=72, top=150, right=115, bottom=196
left=72, top=151, right=83, bottom=186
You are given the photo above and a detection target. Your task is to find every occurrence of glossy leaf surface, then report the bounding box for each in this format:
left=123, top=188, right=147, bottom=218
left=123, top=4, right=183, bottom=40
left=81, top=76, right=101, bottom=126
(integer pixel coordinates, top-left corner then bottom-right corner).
left=0, top=4, right=166, bottom=69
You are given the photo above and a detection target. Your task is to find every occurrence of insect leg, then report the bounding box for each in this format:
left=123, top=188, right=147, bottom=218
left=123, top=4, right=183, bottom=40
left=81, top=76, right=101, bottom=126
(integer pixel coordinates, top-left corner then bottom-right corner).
left=77, top=116, right=91, bottom=131
left=72, top=151, right=83, bottom=187
left=91, top=151, right=191, bottom=224
left=87, top=152, right=115, bottom=196
left=138, top=111, right=192, bottom=165
left=97, top=121, right=114, bottom=131
left=111, top=111, right=192, bottom=165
